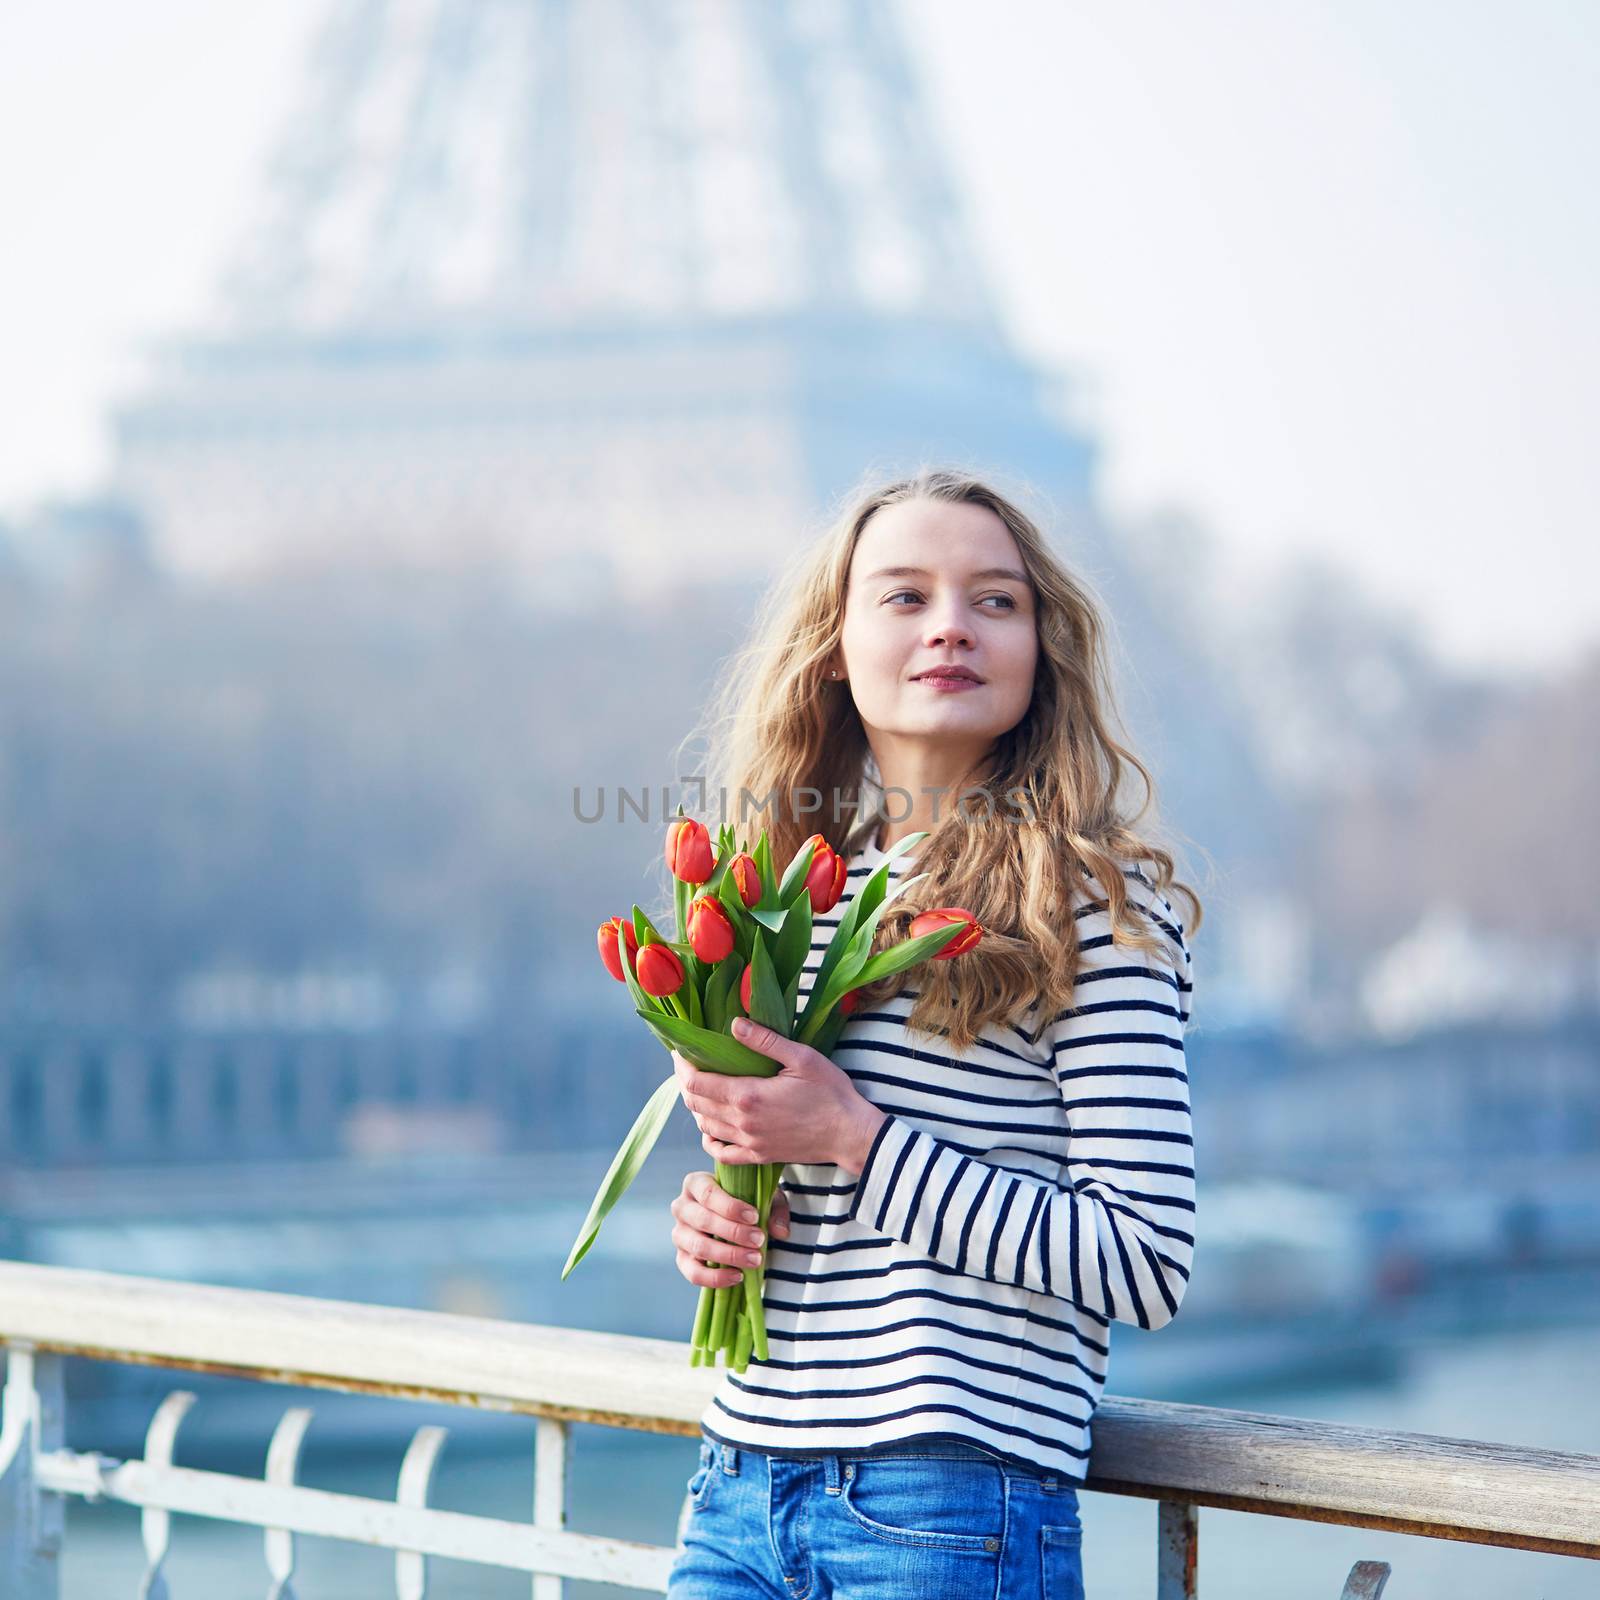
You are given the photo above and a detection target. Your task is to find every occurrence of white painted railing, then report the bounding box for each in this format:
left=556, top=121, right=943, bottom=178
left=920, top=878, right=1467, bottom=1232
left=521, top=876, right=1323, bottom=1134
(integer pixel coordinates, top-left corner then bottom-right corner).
left=2, top=1261, right=1599, bottom=1597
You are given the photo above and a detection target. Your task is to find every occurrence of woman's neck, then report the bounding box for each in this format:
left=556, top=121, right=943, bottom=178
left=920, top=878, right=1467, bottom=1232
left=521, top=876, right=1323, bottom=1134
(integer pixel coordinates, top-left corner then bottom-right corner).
left=869, top=743, right=992, bottom=857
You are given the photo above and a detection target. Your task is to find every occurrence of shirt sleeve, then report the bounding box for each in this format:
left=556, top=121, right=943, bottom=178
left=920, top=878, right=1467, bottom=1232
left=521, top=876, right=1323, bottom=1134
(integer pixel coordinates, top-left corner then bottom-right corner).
left=844, top=865, right=1196, bottom=1331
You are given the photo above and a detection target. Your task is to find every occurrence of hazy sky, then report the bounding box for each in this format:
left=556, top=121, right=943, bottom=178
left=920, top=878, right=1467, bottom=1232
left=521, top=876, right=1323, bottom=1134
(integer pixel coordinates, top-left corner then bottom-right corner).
left=2, top=0, right=1595, bottom=678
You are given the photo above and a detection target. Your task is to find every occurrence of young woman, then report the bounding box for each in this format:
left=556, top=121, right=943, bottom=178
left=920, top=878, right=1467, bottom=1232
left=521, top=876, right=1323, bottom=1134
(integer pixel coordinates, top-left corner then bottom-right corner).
left=664, top=468, right=1201, bottom=1599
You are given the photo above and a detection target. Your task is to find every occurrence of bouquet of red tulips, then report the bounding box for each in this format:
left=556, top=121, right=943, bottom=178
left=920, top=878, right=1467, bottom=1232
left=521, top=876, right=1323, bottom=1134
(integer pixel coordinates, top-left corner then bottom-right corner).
left=562, top=811, right=982, bottom=1371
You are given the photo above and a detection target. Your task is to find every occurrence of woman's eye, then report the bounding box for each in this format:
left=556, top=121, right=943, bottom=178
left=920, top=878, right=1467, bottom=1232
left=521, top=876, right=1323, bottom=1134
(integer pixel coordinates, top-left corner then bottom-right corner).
left=884, top=591, right=1018, bottom=610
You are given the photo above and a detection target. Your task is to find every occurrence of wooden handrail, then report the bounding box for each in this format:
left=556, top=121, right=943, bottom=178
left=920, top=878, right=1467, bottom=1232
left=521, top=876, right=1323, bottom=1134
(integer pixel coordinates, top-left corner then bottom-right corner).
left=0, top=1260, right=714, bottom=1434
left=1084, top=1394, right=1600, bottom=1559
left=3, top=1261, right=1597, bottom=1559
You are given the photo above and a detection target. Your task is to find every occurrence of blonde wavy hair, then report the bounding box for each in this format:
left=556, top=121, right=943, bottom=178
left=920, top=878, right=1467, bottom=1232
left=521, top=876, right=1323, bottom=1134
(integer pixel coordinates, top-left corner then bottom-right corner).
left=674, top=466, right=1204, bottom=1053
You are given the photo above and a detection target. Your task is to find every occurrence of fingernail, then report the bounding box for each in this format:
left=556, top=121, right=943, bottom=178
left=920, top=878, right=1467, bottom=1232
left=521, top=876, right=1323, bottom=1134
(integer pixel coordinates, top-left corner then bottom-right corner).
left=742, top=1208, right=758, bottom=1223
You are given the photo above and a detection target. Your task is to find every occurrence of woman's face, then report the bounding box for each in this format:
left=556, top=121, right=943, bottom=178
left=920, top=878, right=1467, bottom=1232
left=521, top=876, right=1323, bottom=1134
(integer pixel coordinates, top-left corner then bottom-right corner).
left=833, top=497, right=1038, bottom=769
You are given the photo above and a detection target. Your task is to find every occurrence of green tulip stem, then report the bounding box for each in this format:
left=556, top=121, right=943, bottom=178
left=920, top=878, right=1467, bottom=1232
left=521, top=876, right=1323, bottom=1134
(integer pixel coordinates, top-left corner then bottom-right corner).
left=691, top=1278, right=714, bottom=1349
left=711, top=1282, right=732, bottom=1352
left=741, top=1262, right=765, bottom=1363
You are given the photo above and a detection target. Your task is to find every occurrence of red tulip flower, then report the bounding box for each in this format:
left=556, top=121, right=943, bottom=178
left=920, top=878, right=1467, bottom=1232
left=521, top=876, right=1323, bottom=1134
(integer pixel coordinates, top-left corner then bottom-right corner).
left=688, top=895, right=735, bottom=963
left=801, top=833, right=847, bottom=914
left=739, top=962, right=753, bottom=1014
left=908, top=907, right=983, bottom=959
left=726, top=852, right=761, bottom=908
left=597, top=916, right=639, bottom=983
left=665, top=817, right=714, bottom=884
left=839, top=988, right=861, bottom=1015
left=636, top=942, right=686, bottom=997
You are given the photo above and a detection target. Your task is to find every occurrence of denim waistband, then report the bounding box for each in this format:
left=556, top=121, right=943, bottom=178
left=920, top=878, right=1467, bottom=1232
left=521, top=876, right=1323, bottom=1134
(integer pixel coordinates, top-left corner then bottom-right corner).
left=861, top=1438, right=1000, bottom=1461
left=702, top=1430, right=1070, bottom=1488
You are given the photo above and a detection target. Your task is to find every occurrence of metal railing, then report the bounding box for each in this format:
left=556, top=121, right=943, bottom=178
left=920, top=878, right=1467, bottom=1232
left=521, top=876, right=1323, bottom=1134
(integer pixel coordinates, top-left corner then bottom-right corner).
left=2, top=1260, right=1598, bottom=1597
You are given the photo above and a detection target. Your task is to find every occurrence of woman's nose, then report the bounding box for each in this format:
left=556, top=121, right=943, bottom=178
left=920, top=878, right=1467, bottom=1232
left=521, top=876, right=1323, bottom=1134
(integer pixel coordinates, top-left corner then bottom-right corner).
left=925, top=610, right=975, bottom=648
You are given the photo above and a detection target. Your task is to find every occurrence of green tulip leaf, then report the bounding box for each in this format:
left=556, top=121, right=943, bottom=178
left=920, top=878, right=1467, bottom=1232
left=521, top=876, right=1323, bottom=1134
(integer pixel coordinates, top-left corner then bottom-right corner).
left=631, top=904, right=671, bottom=948
left=560, top=1073, right=682, bottom=1280
left=704, top=956, right=740, bottom=1034
left=851, top=920, right=968, bottom=987
left=777, top=838, right=817, bottom=906
left=636, top=1010, right=780, bottom=1077
left=753, top=832, right=778, bottom=907
left=849, top=832, right=928, bottom=931
left=772, top=892, right=814, bottom=992
left=796, top=838, right=927, bottom=1036
left=809, top=1002, right=851, bottom=1058
left=798, top=943, right=874, bottom=1042
left=747, top=933, right=790, bottom=1033
left=706, top=827, right=737, bottom=895
left=716, top=875, right=759, bottom=964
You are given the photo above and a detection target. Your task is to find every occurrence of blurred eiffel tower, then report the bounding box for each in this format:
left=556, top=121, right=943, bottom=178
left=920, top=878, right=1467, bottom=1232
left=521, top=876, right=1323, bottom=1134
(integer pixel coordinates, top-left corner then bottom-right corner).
left=109, top=0, right=1100, bottom=603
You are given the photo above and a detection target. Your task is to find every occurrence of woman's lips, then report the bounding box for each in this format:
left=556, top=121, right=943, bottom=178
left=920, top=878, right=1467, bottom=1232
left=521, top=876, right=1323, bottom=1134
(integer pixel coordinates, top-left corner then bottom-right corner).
left=915, top=673, right=983, bottom=692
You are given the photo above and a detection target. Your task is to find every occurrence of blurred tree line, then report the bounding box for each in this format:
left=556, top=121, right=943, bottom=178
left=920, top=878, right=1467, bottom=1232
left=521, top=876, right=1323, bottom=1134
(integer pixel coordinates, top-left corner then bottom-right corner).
left=4, top=526, right=1590, bottom=1041
left=0, top=566, right=749, bottom=1029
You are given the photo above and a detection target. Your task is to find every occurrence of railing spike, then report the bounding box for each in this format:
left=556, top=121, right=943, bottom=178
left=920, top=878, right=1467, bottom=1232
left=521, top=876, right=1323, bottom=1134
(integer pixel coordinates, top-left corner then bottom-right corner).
left=264, top=1405, right=314, bottom=1600
left=138, top=1390, right=197, bottom=1600
left=394, top=1423, right=448, bottom=1600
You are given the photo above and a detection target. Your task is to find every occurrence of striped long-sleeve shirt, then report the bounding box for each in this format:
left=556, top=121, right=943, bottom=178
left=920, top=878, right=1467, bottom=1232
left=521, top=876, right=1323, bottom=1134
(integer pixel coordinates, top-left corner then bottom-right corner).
left=699, top=833, right=1196, bottom=1481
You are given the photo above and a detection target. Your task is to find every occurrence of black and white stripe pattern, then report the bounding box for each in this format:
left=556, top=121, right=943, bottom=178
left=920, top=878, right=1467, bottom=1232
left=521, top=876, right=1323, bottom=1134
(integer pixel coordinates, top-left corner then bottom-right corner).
left=700, top=835, right=1195, bottom=1481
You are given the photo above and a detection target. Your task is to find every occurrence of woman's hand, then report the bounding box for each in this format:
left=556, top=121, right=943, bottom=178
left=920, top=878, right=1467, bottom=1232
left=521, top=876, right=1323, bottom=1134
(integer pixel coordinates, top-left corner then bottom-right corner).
left=673, top=1018, right=886, bottom=1168
left=671, top=1170, right=792, bottom=1289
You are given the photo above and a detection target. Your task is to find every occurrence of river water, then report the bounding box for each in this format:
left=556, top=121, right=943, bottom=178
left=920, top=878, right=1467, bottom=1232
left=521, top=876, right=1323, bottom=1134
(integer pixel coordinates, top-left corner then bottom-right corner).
left=55, top=1315, right=1599, bottom=1598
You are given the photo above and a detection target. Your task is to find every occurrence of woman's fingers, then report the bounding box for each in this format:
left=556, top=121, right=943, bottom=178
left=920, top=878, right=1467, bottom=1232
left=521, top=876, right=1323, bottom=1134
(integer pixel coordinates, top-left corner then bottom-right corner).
left=666, top=1171, right=792, bottom=1295
left=677, top=1193, right=766, bottom=1256
left=670, top=1171, right=769, bottom=1287
left=699, top=1128, right=766, bottom=1164
left=674, top=1248, right=744, bottom=1289
left=699, top=1196, right=764, bottom=1250
left=670, top=1192, right=746, bottom=1285
left=693, top=1170, right=761, bottom=1229
left=695, top=1113, right=742, bottom=1147
left=672, top=1216, right=763, bottom=1267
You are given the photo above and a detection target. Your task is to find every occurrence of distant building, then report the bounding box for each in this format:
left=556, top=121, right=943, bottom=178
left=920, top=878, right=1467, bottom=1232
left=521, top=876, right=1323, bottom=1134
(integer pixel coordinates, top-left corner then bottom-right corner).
left=1, top=495, right=152, bottom=589
left=1361, top=903, right=1598, bottom=1039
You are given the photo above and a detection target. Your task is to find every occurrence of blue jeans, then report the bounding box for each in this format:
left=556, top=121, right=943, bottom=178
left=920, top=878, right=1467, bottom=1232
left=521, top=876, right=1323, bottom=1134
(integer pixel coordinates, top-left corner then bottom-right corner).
left=668, top=1432, right=1085, bottom=1599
